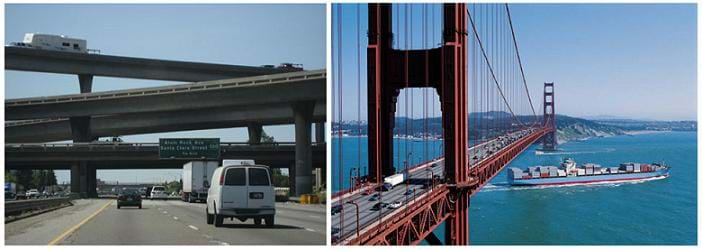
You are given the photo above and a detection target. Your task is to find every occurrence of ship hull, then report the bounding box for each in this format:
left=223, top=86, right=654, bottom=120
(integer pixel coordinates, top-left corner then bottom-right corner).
left=509, top=169, right=669, bottom=186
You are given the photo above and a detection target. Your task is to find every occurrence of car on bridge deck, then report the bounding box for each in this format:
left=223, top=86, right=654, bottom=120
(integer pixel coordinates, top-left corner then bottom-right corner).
left=368, top=193, right=380, bottom=201
left=117, top=188, right=142, bottom=209
left=370, top=202, right=387, bottom=211
left=331, top=204, right=343, bottom=215
left=388, top=200, right=403, bottom=209
left=206, top=163, right=275, bottom=227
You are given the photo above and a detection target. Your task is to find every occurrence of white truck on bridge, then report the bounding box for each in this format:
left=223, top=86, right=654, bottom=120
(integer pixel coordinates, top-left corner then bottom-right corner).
left=182, top=161, right=219, bottom=203
left=11, top=33, right=88, bottom=53
left=383, top=173, right=406, bottom=190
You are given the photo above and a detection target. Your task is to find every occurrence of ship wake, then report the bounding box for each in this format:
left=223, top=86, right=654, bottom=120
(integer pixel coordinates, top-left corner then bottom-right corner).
left=535, top=148, right=615, bottom=156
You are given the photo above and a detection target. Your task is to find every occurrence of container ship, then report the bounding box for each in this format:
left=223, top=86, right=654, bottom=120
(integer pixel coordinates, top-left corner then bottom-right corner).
left=508, top=158, right=669, bottom=186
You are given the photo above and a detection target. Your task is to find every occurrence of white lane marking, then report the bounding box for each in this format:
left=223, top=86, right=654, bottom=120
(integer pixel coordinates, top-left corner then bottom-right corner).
left=219, top=242, right=230, bottom=246
left=188, top=225, right=199, bottom=231
left=173, top=216, right=178, bottom=220
left=305, top=228, right=315, bottom=232
left=163, top=211, right=168, bottom=214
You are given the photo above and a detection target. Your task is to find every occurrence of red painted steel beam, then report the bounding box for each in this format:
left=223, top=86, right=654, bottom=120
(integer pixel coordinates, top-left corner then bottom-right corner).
left=367, top=3, right=398, bottom=184
left=350, top=186, right=452, bottom=245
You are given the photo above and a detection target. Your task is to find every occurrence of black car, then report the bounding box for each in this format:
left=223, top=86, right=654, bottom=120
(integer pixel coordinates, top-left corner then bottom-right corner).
left=117, top=189, right=142, bottom=209
left=331, top=204, right=344, bottom=215
left=370, top=202, right=387, bottom=211
left=368, top=193, right=379, bottom=201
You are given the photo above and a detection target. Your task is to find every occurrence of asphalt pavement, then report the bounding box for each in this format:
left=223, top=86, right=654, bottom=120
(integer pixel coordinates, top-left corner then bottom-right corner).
left=6, top=199, right=325, bottom=245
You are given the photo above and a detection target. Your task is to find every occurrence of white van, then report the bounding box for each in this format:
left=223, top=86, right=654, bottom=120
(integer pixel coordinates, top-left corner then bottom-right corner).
left=206, top=164, right=275, bottom=227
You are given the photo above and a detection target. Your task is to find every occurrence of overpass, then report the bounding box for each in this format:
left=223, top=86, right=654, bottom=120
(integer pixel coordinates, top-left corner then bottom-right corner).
left=5, top=142, right=326, bottom=170
left=5, top=46, right=300, bottom=82
left=5, top=47, right=327, bottom=198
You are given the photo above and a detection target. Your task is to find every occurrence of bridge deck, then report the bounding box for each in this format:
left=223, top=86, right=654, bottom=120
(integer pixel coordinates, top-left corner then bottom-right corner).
left=6, top=142, right=326, bottom=169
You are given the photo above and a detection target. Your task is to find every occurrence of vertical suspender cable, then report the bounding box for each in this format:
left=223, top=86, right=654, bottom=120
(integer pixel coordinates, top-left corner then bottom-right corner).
left=335, top=4, right=344, bottom=235
left=356, top=4, right=361, bottom=188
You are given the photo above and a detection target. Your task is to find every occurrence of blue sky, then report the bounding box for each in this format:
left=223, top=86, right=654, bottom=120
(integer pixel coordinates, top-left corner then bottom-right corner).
left=5, top=4, right=326, bottom=183
left=332, top=3, right=697, bottom=122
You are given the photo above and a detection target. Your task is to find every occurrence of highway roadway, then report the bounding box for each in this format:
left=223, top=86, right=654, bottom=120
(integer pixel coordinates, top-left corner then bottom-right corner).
left=6, top=199, right=325, bottom=245
left=330, top=128, right=537, bottom=243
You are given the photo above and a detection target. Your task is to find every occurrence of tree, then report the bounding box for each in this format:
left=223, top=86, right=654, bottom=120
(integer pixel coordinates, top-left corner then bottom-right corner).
left=5, top=171, right=18, bottom=183
left=261, top=130, right=276, bottom=143
left=270, top=168, right=289, bottom=187
left=165, top=180, right=181, bottom=194
left=32, top=170, right=44, bottom=191
left=46, top=170, right=57, bottom=186
left=17, top=170, right=33, bottom=190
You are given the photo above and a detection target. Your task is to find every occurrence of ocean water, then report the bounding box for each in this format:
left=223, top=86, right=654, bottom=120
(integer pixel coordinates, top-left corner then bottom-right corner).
left=331, top=136, right=444, bottom=192
left=332, top=131, right=697, bottom=245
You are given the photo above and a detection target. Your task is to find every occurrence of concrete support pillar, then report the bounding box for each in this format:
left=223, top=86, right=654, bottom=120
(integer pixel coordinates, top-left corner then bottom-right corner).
left=87, top=166, right=97, bottom=198
left=292, top=102, right=314, bottom=196
left=71, top=163, right=88, bottom=198
left=78, top=74, right=93, bottom=93
left=70, top=74, right=96, bottom=198
left=69, top=116, right=93, bottom=142
left=248, top=124, right=263, bottom=144
left=315, top=122, right=325, bottom=144
left=288, top=166, right=296, bottom=196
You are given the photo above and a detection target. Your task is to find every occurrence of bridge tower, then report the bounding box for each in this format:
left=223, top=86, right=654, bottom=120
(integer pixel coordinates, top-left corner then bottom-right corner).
left=542, top=82, right=556, bottom=151
left=367, top=3, right=469, bottom=245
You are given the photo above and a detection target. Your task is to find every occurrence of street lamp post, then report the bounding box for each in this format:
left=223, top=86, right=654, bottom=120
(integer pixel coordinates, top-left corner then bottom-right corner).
left=426, top=168, right=434, bottom=191
left=349, top=168, right=356, bottom=192
left=346, top=201, right=360, bottom=238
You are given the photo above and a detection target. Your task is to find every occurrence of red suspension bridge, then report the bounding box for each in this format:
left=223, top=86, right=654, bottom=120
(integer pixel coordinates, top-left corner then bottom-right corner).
left=332, top=3, right=556, bottom=245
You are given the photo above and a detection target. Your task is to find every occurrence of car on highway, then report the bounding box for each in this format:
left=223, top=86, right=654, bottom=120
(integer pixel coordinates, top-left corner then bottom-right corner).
left=117, top=189, right=142, bottom=209
left=150, top=186, right=168, bottom=200
left=388, top=200, right=403, bottom=209
left=206, top=163, right=275, bottom=227
left=331, top=204, right=343, bottom=215
left=361, top=189, right=374, bottom=196
left=404, top=189, right=414, bottom=196
left=26, top=189, right=39, bottom=198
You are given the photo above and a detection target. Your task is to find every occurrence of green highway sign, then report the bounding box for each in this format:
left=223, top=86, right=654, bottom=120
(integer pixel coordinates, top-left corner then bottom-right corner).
left=159, top=138, right=220, bottom=159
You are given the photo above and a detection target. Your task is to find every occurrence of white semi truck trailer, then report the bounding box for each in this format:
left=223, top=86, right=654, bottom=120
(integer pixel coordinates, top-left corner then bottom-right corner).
left=182, top=161, right=219, bottom=203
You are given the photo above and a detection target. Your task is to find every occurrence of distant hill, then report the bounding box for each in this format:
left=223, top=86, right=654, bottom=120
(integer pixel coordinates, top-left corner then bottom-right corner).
left=332, top=113, right=696, bottom=143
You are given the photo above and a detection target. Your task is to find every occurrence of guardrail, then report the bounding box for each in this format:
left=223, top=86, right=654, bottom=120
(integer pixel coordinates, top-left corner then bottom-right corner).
left=5, top=197, right=72, bottom=215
